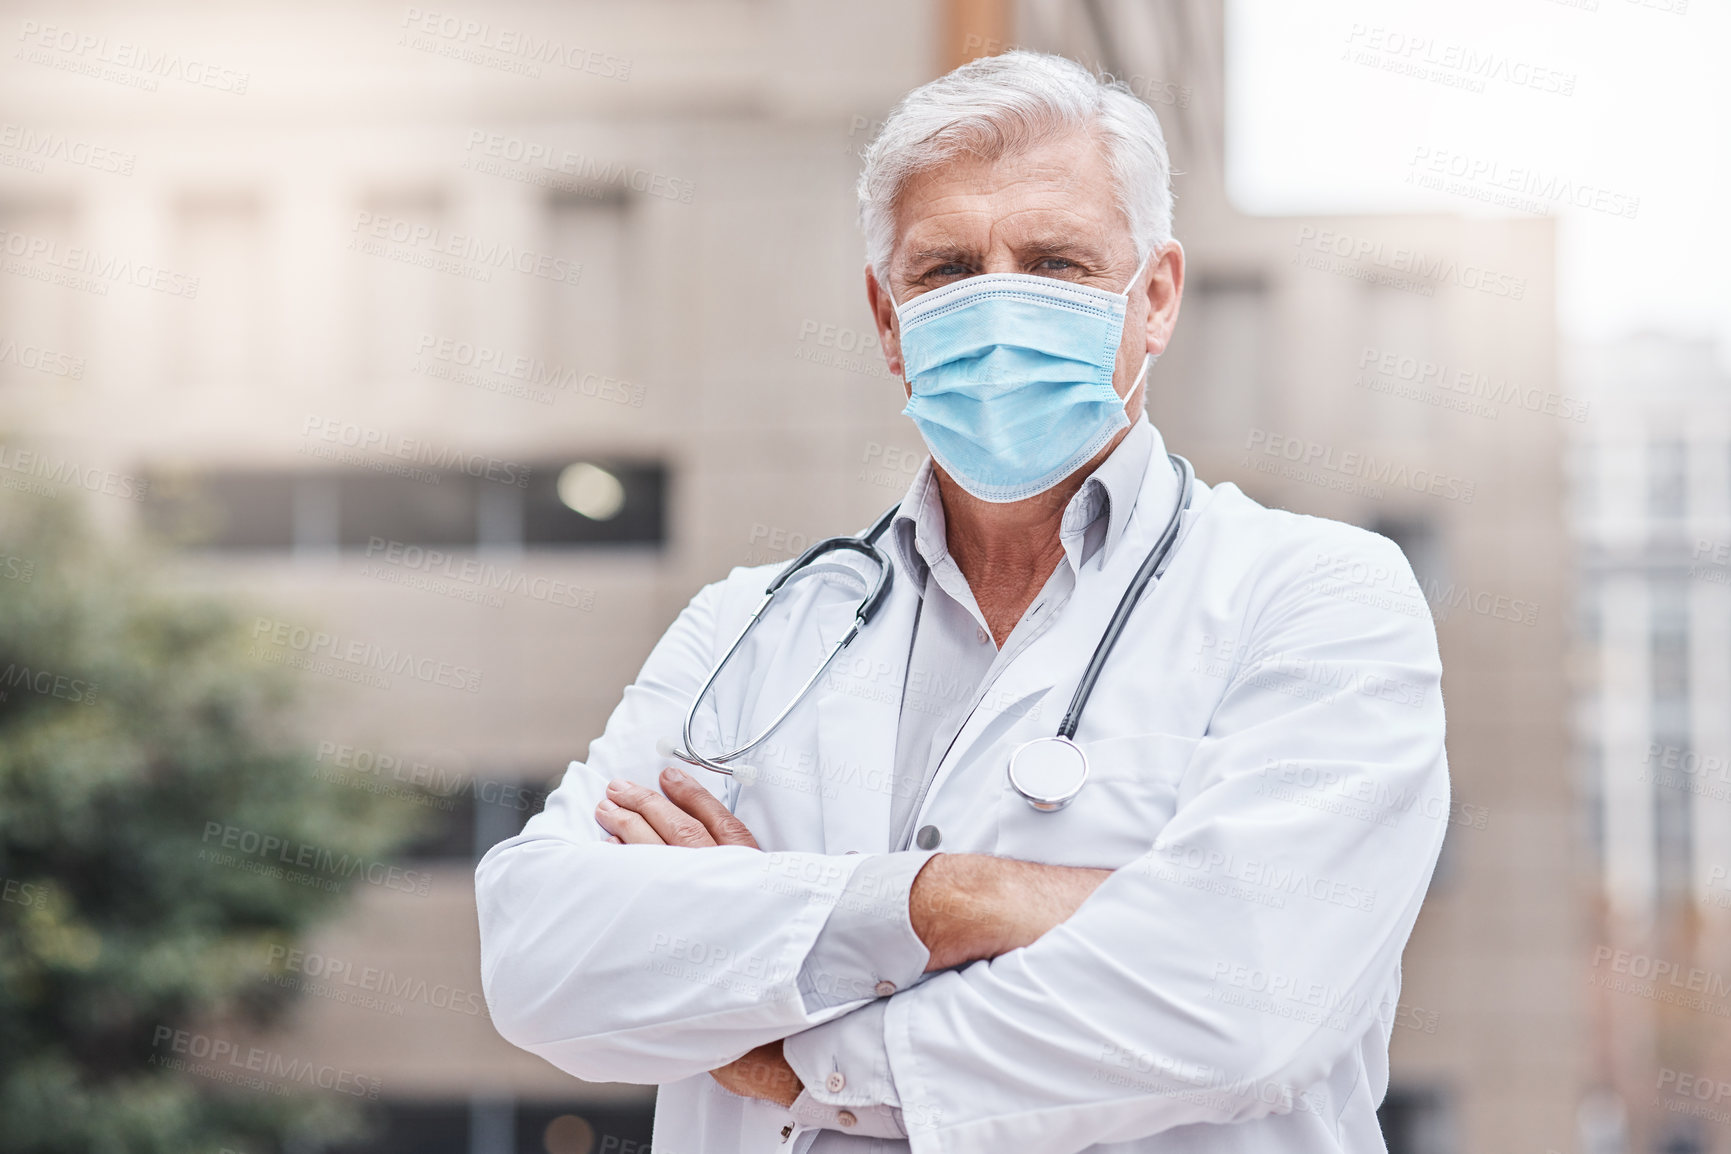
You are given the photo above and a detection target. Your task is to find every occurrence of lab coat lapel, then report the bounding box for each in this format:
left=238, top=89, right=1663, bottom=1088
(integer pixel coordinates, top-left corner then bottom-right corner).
left=812, top=572, right=917, bottom=855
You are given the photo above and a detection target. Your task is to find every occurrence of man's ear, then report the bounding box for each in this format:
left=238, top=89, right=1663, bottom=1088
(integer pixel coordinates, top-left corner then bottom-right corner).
left=1144, top=240, right=1185, bottom=357
left=865, top=265, right=907, bottom=391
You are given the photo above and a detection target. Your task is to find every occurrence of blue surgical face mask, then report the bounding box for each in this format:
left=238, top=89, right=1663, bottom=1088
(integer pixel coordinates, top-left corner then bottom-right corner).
left=894, top=255, right=1151, bottom=503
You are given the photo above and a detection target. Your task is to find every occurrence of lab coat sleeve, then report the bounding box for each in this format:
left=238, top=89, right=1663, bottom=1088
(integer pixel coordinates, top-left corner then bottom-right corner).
left=797, top=849, right=938, bottom=1013
left=860, top=525, right=1448, bottom=1152
left=786, top=1000, right=909, bottom=1139
left=474, top=573, right=878, bottom=1085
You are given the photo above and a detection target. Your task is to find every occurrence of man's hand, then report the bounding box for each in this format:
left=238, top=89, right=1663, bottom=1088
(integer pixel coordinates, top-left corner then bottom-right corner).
left=601, top=775, right=1101, bottom=1094
left=598, top=771, right=791, bottom=1102
left=595, top=766, right=760, bottom=848
left=910, top=854, right=1111, bottom=971
left=709, top=1039, right=803, bottom=1107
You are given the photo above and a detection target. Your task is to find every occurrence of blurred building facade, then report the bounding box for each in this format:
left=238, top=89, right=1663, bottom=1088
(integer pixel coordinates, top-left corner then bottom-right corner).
left=1569, top=333, right=1731, bottom=1154
left=1022, top=3, right=1583, bottom=1152
left=0, top=0, right=1586, bottom=1151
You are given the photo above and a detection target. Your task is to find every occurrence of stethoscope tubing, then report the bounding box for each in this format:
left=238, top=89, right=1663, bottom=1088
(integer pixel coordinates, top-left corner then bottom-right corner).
left=673, top=504, right=898, bottom=775
left=1056, top=454, right=1193, bottom=739
left=669, top=456, right=1193, bottom=803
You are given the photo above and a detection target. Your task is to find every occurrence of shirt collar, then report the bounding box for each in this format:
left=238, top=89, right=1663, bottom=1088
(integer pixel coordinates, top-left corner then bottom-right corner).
left=887, top=415, right=1160, bottom=589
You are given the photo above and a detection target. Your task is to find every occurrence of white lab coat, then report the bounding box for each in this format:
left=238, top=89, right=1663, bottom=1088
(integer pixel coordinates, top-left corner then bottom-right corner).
left=476, top=430, right=1449, bottom=1154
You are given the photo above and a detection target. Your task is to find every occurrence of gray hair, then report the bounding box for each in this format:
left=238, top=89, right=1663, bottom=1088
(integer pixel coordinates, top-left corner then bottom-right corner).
left=857, top=50, right=1174, bottom=285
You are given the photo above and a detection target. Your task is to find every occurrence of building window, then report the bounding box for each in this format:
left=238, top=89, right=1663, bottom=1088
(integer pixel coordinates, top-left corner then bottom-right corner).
left=323, top=1097, right=654, bottom=1154
left=352, top=190, right=452, bottom=386
left=1378, top=1085, right=1455, bottom=1154
left=1569, top=442, right=1598, bottom=525
left=1369, top=516, right=1445, bottom=592
left=0, top=199, right=79, bottom=389
left=543, top=190, right=628, bottom=384
left=141, top=460, right=668, bottom=551
left=1360, top=285, right=1437, bottom=443
left=1647, top=437, right=1687, bottom=521
left=395, top=776, right=549, bottom=864
left=175, top=193, right=268, bottom=389
left=1649, top=578, right=1691, bottom=909
left=1577, top=742, right=1604, bottom=876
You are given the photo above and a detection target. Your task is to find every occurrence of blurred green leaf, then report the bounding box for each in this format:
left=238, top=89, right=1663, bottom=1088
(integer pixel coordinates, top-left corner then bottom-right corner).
left=0, top=494, right=425, bottom=1153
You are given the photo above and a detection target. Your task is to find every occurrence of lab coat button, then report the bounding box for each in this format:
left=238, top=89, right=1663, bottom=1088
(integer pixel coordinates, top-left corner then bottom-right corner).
left=836, top=1110, right=858, bottom=1128
left=826, top=1072, right=846, bottom=1093
left=844, top=849, right=860, bottom=855
left=874, top=980, right=897, bottom=997
left=915, top=825, right=941, bottom=849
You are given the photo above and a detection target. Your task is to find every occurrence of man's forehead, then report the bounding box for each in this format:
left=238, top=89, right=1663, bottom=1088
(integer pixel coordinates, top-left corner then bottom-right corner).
left=902, top=225, right=1110, bottom=262
left=890, top=133, right=1123, bottom=256
left=901, top=132, right=1107, bottom=200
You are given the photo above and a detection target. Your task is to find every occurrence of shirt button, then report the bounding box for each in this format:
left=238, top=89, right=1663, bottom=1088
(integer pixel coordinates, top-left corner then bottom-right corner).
left=826, top=1072, right=846, bottom=1093
left=915, top=825, right=941, bottom=849
left=874, top=980, right=897, bottom=997
left=976, top=627, right=989, bottom=644
left=844, top=849, right=860, bottom=855
left=836, top=1110, right=858, bottom=1128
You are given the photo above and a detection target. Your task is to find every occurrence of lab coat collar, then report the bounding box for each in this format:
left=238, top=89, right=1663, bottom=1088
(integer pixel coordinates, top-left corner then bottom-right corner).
left=887, top=414, right=1164, bottom=589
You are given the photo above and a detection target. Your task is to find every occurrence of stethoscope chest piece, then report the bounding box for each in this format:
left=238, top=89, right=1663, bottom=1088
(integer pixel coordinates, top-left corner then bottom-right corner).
left=1007, top=735, right=1089, bottom=812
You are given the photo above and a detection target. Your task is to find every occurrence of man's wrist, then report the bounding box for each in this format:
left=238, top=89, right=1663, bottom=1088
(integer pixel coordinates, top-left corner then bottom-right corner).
left=909, top=854, right=1114, bottom=971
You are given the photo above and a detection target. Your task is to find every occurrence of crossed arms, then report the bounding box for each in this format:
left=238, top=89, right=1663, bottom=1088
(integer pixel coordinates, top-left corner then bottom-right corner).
left=475, top=520, right=1448, bottom=1152
left=595, top=766, right=1112, bottom=1107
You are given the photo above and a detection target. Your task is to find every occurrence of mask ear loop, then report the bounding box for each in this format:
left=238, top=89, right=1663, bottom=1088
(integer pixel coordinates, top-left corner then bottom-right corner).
left=1122, top=352, right=1153, bottom=418
left=1121, top=248, right=1156, bottom=417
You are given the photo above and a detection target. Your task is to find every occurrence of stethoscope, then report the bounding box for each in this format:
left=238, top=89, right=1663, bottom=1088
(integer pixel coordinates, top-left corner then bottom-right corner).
left=660, top=453, right=1195, bottom=812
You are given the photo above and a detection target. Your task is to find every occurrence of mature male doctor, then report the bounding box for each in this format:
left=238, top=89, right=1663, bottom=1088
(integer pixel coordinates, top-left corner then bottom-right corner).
left=477, top=50, right=1448, bottom=1154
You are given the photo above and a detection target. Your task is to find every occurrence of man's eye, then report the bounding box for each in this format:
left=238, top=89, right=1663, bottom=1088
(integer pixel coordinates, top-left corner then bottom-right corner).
left=1034, top=257, right=1077, bottom=274
left=927, top=263, right=970, bottom=279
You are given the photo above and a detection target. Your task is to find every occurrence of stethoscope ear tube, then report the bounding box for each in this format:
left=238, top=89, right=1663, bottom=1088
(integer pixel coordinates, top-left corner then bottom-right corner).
left=1055, top=454, right=1193, bottom=741
left=676, top=503, right=900, bottom=776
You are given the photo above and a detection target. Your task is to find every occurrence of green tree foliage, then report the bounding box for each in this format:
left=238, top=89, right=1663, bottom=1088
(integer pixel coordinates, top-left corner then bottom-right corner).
left=0, top=497, right=424, bottom=1153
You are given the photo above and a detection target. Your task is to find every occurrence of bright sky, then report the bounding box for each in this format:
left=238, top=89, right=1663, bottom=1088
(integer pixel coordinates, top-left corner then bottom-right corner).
left=1226, top=0, right=1731, bottom=372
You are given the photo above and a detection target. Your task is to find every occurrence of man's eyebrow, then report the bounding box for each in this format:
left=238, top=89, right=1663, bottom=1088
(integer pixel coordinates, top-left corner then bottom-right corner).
left=906, top=245, right=976, bottom=267
left=1015, top=238, right=1109, bottom=264
left=904, top=239, right=1110, bottom=270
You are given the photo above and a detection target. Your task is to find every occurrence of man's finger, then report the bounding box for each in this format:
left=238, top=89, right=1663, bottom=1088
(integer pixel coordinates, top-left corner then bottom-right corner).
left=595, top=797, right=665, bottom=845
left=605, top=779, right=716, bottom=847
left=661, top=766, right=760, bottom=848
left=709, top=1041, right=802, bottom=1107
